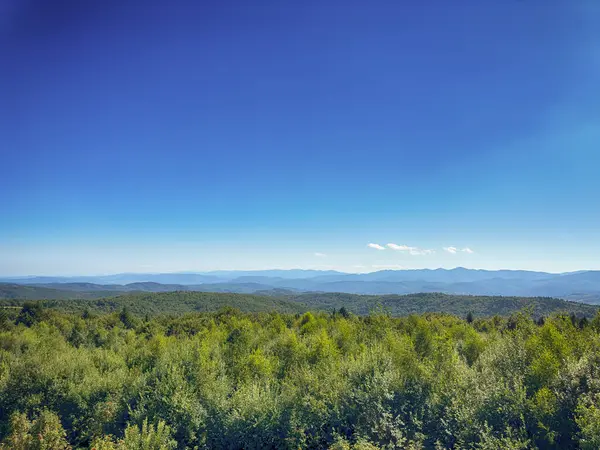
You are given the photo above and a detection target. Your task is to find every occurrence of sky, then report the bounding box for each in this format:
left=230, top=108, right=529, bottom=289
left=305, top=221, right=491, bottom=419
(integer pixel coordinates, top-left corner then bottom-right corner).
left=1, top=0, right=599, bottom=275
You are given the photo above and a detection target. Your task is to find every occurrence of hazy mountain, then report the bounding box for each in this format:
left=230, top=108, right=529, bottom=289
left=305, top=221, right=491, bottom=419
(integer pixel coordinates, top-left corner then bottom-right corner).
left=0, top=268, right=559, bottom=285
left=199, top=269, right=344, bottom=279
left=185, top=282, right=300, bottom=294
left=0, top=273, right=221, bottom=285
left=0, top=270, right=341, bottom=285
left=299, top=268, right=556, bottom=284
left=2, top=269, right=600, bottom=304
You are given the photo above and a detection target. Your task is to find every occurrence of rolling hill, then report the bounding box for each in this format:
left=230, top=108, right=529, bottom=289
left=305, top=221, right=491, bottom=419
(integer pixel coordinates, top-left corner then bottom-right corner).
left=2, top=290, right=597, bottom=319
left=0, top=291, right=306, bottom=316
left=3, top=268, right=600, bottom=303
left=282, top=292, right=599, bottom=318
left=0, top=283, right=124, bottom=300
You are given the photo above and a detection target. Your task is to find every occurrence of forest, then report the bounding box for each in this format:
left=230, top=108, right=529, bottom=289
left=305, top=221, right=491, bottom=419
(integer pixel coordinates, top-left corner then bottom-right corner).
left=1, top=290, right=597, bottom=319
left=1, top=302, right=600, bottom=449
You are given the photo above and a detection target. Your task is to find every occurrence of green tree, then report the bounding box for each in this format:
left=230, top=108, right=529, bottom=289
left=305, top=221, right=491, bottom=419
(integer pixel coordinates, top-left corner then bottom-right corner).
left=0, top=410, right=71, bottom=450
left=90, top=420, right=175, bottom=450
left=16, top=302, right=46, bottom=327
left=576, top=394, right=600, bottom=450
left=466, top=311, right=474, bottom=324
left=119, top=307, right=136, bottom=329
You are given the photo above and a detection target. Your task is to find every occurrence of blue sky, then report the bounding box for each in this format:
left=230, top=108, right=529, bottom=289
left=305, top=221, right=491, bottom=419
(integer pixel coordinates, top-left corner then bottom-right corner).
left=1, top=0, right=599, bottom=275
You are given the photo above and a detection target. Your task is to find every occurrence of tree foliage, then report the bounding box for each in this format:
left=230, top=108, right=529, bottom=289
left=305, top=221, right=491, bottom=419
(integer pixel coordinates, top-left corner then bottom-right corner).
left=1, top=304, right=600, bottom=448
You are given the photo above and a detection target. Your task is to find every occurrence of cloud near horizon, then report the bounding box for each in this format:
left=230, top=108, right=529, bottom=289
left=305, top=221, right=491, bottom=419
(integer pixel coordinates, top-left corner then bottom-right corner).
left=314, top=252, right=327, bottom=257
left=444, top=246, right=475, bottom=254
left=387, top=243, right=435, bottom=255
left=371, top=243, right=473, bottom=255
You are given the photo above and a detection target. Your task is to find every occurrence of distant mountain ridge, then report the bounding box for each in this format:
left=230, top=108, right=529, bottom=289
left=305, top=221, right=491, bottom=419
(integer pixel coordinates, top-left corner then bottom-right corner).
left=2, top=268, right=600, bottom=304
left=0, top=269, right=344, bottom=285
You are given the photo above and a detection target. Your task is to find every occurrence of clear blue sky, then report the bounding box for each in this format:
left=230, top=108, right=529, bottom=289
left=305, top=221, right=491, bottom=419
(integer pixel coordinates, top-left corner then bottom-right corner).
left=1, top=0, right=599, bottom=275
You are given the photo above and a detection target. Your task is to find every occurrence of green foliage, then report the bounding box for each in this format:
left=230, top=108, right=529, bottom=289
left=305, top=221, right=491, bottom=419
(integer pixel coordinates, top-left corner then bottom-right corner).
left=0, top=410, right=70, bottom=450
left=0, top=284, right=120, bottom=301
left=119, top=307, right=137, bottom=329
left=125, top=419, right=176, bottom=450
left=284, top=292, right=599, bottom=318
left=2, top=291, right=597, bottom=320
left=0, top=308, right=14, bottom=331
left=90, top=419, right=175, bottom=449
left=1, top=291, right=306, bottom=317
left=16, top=302, right=47, bottom=327
left=576, top=394, right=600, bottom=449
left=1, top=306, right=600, bottom=448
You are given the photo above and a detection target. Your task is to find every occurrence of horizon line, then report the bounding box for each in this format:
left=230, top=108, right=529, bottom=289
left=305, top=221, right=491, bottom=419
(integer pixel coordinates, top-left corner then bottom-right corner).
left=1, top=266, right=595, bottom=278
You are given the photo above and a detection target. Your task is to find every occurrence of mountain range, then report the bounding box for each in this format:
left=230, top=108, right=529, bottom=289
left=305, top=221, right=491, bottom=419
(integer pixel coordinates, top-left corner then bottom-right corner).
left=2, top=268, right=600, bottom=304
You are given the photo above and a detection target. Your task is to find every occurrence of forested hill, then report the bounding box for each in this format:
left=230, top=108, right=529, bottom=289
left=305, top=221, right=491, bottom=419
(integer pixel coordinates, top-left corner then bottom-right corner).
left=282, top=292, right=599, bottom=318
left=0, top=291, right=305, bottom=316
left=0, top=283, right=123, bottom=300
left=1, top=290, right=598, bottom=318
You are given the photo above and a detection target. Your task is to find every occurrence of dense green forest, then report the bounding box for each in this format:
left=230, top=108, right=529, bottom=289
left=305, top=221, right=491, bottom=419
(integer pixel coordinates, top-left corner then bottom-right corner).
left=0, top=283, right=121, bottom=300
left=2, top=302, right=600, bottom=449
left=281, top=292, right=599, bottom=318
left=0, top=292, right=305, bottom=316
left=1, top=290, right=597, bottom=318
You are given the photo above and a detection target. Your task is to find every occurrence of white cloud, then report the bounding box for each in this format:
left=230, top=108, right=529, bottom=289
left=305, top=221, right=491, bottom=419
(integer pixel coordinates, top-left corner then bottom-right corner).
left=386, top=243, right=409, bottom=251
left=371, top=264, right=404, bottom=270
left=443, top=246, right=474, bottom=254
left=386, top=243, right=435, bottom=255
left=368, top=243, right=386, bottom=250
left=314, top=252, right=327, bottom=258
